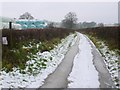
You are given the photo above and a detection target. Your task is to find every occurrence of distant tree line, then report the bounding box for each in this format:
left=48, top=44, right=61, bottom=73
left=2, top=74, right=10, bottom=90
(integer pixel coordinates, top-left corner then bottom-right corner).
left=60, top=12, right=105, bottom=29
left=18, top=12, right=105, bottom=29
left=62, top=12, right=78, bottom=29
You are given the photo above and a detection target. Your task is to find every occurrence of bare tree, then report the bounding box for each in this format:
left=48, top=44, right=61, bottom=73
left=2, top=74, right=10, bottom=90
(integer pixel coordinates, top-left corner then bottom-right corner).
left=19, top=12, right=34, bottom=20
left=62, top=12, right=78, bottom=29
left=98, top=23, right=104, bottom=27
left=47, top=22, right=55, bottom=28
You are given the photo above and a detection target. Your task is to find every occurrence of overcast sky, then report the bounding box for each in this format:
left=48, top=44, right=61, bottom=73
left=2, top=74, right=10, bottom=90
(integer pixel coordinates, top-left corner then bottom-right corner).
left=0, top=2, right=118, bottom=24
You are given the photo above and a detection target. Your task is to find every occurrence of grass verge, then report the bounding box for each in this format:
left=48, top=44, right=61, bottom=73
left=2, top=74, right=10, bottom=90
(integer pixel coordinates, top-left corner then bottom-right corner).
left=87, top=34, right=119, bottom=88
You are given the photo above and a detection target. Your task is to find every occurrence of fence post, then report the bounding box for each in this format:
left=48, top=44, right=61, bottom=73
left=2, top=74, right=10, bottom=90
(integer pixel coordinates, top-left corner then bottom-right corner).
left=9, top=22, right=13, bottom=48
left=9, top=22, right=12, bottom=29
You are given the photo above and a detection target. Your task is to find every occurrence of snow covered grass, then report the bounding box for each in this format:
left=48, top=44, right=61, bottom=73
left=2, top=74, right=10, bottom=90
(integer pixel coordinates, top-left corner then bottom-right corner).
left=67, top=33, right=100, bottom=88
left=97, top=42, right=119, bottom=88
left=0, top=33, right=77, bottom=88
left=88, top=35, right=120, bottom=88
left=2, top=38, right=62, bottom=72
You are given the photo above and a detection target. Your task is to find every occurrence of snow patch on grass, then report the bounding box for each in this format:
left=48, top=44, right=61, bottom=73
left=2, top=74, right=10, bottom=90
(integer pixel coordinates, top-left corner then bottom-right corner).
left=0, top=33, right=77, bottom=88
left=97, top=41, right=119, bottom=88
left=87, top=35, right=119, bottom=88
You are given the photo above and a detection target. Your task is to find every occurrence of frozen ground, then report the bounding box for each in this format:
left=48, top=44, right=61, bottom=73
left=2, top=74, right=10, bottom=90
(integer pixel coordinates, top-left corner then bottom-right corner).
left=0, top=33, right=77, bottom=88
left=41, top=33, right=113, bottom=88
left=40, top=33, right=79, bottom=88
left=0, top=32, right=118, bottom=89
left=68, top=33, right=100, bottom=88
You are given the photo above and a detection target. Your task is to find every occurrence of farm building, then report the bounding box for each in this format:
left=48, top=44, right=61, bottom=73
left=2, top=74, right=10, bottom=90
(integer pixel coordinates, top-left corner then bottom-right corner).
left=0, top=17, right=47, bottom=29
left=16, top=19, right=47, bottom=29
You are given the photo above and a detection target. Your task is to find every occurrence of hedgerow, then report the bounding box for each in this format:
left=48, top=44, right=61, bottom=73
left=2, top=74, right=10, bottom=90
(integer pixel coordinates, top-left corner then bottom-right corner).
left=2, top=28, right=74, bottom=71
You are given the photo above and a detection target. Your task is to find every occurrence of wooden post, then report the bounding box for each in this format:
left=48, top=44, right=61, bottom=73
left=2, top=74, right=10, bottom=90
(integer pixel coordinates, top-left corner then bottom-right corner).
left=118, top=1, right=120, bottom=24
left=9, top=22, right=12, bottom=29
left=9, top=22, right=13, bottom=47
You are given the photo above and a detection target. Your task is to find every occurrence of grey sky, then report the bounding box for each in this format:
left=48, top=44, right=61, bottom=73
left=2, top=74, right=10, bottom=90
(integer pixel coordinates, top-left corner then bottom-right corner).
left=1, top=2, right=118, bottom=24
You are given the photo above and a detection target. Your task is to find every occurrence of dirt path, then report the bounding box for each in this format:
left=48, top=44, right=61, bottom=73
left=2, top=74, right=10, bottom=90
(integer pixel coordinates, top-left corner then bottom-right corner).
left=40, top=33, right=114, bottom=88
left=40, top=35, right=79, bottom=88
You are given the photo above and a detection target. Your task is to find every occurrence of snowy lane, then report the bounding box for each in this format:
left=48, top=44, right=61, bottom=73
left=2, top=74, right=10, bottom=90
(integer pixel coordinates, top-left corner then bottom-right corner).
left=40, top=34, right=79, bottom=88
left=1, top=32, right=114, bottom=88
left=68, top=33, right=100, bottom=88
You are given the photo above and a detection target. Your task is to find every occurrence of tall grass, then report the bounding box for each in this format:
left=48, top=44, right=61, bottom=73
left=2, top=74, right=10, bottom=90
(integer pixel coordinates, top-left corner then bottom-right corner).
left=2, top=28, right=74, bottom=71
